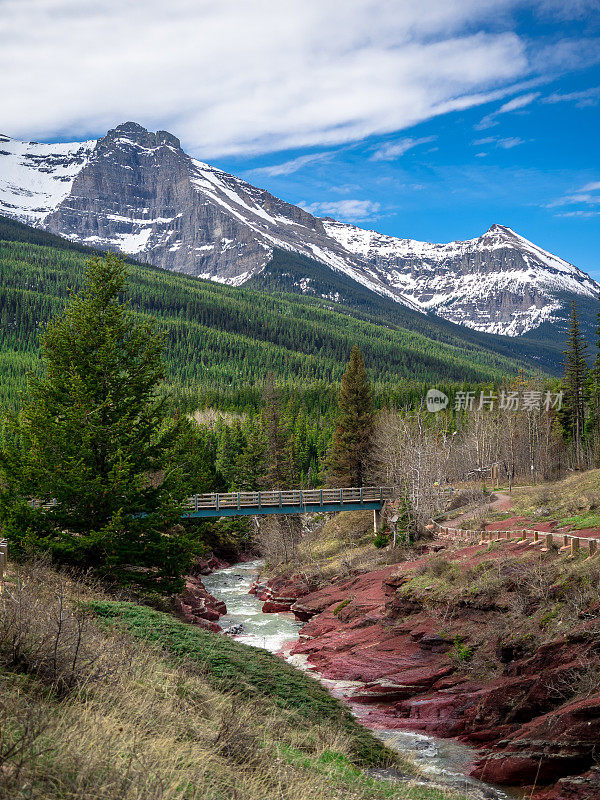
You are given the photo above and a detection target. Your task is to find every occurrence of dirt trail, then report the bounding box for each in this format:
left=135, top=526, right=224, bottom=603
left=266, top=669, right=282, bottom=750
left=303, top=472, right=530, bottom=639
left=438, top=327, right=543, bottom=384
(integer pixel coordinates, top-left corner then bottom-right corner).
left=447, top=486, right=600, bottom=540
left=445, top=489, right=514, bottom=528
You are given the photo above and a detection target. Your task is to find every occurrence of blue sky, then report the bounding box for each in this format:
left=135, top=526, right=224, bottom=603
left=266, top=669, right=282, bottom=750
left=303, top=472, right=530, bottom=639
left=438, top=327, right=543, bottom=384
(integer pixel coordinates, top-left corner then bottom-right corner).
left=223, top=70, right=600, bottom=276
left=3, top=0, right=599, bottom=276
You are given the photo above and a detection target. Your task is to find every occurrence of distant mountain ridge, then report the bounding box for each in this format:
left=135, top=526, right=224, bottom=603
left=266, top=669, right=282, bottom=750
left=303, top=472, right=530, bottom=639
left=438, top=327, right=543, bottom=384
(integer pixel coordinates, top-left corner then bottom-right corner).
left=0, top=121, right=597, bottom=337
left=323, top=220, right=598, bottom=336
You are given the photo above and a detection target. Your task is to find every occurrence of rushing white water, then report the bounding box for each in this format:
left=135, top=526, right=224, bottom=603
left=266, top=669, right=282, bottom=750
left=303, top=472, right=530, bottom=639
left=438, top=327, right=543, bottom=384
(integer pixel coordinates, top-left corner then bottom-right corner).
left=202, top=560, right=302, bottom=652
left=202, top=560, right=521, bottom=800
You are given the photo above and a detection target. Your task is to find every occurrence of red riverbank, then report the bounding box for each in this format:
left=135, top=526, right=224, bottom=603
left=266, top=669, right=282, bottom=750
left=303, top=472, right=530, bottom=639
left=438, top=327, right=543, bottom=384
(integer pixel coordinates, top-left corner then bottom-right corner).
left=254, top=542, right=600, bottom=800
left=177, top=555, right=231, bottom=631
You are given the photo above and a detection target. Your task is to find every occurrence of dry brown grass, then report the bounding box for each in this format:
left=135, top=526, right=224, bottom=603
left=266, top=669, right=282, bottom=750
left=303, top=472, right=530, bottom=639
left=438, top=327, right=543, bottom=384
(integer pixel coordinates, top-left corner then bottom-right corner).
left=513, top=469, right=600, bottom=520
left=0, top=561, right=466, bottom=800
left=397, top=543, right=600, bottom=693
left=265, top=511, right=414, bottom=583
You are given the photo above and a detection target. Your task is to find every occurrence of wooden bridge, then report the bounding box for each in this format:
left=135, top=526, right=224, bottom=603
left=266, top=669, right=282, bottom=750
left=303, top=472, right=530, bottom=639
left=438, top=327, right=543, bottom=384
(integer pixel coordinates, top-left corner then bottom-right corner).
left=184, top=486, right=394, bottom=518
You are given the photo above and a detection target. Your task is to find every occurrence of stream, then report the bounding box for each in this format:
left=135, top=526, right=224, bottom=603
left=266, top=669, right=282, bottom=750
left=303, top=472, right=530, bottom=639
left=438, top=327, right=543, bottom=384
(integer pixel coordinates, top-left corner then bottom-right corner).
left=202, top=560, right=521, bottom=800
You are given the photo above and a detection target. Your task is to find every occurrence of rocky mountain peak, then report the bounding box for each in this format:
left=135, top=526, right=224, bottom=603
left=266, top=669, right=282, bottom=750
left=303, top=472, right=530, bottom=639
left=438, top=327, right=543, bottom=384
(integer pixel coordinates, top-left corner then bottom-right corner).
left=100, top=121, right=181, bottom=151
left=486, top=223, right=512, bottom=235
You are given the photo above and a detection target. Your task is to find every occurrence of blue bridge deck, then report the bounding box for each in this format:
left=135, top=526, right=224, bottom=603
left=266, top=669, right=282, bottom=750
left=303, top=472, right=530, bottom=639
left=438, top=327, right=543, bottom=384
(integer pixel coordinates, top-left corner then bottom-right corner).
left=184, top=486, right=394, bottom=518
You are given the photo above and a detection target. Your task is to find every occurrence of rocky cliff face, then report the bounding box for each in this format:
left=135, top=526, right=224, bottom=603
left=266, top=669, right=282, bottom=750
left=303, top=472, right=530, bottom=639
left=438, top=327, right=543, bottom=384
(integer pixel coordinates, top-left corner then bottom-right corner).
left=1, top=121, right=597, bottom=336
left=44, top=122, right=277, bottom=285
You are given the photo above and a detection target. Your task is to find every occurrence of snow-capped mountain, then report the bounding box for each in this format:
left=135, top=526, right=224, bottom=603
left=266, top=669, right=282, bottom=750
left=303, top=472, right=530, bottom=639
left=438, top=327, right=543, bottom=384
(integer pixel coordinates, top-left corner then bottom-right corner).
left=0, top=123, right=415, bottom=307
left=323, top=220, right=599, bottom=336
left=0, top=122, right=597, bottom=337
left=0, top=136, right=96, bottom=223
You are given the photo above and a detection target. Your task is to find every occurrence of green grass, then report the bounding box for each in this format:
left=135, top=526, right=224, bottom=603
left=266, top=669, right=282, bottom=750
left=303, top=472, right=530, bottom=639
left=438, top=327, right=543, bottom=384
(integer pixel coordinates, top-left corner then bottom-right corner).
left=559, top=512, right=600, bottom=530
left=333, top=599, right=352, bottom=615
left=279, top=747, right=463, bottom=800
left=87, top=600, right=389, bottom=766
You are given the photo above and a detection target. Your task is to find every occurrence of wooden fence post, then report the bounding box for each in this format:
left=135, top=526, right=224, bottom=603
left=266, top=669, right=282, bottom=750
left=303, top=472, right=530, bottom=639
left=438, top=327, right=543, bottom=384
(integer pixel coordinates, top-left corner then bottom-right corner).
left=588, top=539, right=597, bottom=558
left=570, top=537, right=580, bottom=557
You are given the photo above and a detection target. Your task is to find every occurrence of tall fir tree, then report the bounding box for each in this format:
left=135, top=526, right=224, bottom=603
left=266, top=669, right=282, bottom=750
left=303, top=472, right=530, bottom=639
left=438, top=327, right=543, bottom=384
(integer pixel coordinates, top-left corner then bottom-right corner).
left=234, top=420, right=266, bottom=491
left=261, top=373, right=291, bottom=487
left=327, top=346, right=375, bottom=487
left=586, top=306, right=600, bottom=464
left=561, top=300, right=588, bottom=467
left=0, top=254, right=195, bottom=592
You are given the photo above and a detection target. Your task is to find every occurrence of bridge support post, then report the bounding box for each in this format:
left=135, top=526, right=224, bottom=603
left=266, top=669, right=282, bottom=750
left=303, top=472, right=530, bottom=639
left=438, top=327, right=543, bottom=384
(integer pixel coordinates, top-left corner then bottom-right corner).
left=373, top=509, right=381, bottom=534
left=0, top=539, right=7, bottom=588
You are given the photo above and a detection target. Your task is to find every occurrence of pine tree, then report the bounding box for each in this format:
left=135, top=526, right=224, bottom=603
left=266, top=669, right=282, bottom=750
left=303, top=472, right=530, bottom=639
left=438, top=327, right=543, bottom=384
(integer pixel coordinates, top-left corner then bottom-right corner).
left=234, top=420, right=266, bottom=491
left=587, top=306, right=600, bottom=463
left=327, top=346, right=375, bottom=487
left=0, top=254, right=194, bottom=592
left=561, top=301, right=588, bottom=467
left=261, top=373, right=290, bottom=487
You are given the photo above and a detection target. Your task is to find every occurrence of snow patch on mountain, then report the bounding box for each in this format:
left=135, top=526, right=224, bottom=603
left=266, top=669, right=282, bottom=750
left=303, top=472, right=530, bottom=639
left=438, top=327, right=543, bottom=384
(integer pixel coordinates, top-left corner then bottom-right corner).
left=0, top=135, right=96, bottom=223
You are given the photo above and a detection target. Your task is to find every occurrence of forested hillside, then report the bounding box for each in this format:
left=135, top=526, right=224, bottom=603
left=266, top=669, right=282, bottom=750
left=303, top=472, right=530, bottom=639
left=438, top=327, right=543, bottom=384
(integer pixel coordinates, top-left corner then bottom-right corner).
left=252, top=247, right=569, bottom=370
left=0, top=216, right=540, bottom=411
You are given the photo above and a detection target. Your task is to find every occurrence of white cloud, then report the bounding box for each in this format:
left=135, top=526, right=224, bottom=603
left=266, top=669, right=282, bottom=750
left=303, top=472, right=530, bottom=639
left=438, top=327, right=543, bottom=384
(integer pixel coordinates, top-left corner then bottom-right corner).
left=246, top=152, right=332, bottom=177
left=535, top=0, right=600, bottom=20
left=1, top=0, right=589, bottom=157
left=476, top=92, right=540, bottom=129
left=497, top=136, right=526, bottom=148
left=371, top=136, right=437, bottom=161
left=299, top=199, right=381, bottom=222
left=473, top=135, right=525, bottom=148
left=547, top=180, right=600, bottom=215
left=542, top=87, right=600, bottom=107
left=497, top=93, right=540, bottom=113
left=557, top=209, right=600, bottom=218
left=531, top=37, right=600, bottom=74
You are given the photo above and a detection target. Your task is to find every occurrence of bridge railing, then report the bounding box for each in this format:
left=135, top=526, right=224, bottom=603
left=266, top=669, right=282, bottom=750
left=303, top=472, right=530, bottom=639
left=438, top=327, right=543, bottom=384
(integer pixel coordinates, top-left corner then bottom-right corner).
left=185, top=486, right=394, bottom=512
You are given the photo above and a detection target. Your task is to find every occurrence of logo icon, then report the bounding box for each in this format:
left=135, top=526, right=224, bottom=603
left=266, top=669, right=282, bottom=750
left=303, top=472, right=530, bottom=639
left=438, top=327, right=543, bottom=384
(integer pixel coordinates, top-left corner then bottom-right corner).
left=426, top=389, right=449, bottom=412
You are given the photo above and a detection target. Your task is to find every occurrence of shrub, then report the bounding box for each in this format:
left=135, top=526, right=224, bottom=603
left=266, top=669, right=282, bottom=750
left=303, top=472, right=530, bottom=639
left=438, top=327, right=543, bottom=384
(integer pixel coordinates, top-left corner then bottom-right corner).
left=373, top=533, right=388, bottom=549
left=0, top=561, right=129, bottom=694
left=333, top=599, right=352, bottom=615
left=452, top=636, right=474, bottom=663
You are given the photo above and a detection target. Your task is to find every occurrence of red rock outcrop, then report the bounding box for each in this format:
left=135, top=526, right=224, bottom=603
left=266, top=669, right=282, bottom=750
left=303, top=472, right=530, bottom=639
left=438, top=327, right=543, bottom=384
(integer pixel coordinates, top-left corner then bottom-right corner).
left=192, top=555, right=230, bottom=576
left=255, top=574, right=315, bottom=613
left=471, top=696, right=600, bottom=785
left=264, top=542, right=600, bottom=798
left=177, top=574, right=227, bottom=628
